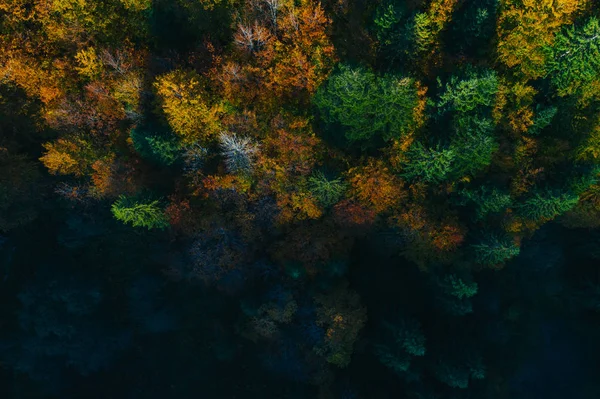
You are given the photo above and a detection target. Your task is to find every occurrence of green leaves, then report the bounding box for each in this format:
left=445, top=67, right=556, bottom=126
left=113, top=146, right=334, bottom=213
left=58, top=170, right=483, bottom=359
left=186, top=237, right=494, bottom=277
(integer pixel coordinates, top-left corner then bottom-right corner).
left=308, top=171, right=347, bottom=208
left=130, top=129, right=182, bottom=166
left=313, top=64, right=420, bottom=143
left=374, top=317, right=426, bottom=377
left=518, top=191, right=579, bottom=222
left=111, top=196, right=169, bottom=230
left=402, top=142, right=455, bottom=183
left=442, top=275, right=478, bottom=300
left=472, top=236, right=520, bottom=266
left=458, top=186, right=512, bottom=220
left=437, top=70, right=498, bottom=115
left=546, top=17, right=600, bottom=97
left=402, top=129, right=497, bottom=184
left=401, top=71, right=501, bottom=185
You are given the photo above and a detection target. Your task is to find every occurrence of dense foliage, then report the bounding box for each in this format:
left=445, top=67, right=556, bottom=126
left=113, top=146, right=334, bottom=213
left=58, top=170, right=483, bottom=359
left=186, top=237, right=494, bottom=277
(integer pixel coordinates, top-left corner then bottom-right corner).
left=2, top=0, right=600, bottom=398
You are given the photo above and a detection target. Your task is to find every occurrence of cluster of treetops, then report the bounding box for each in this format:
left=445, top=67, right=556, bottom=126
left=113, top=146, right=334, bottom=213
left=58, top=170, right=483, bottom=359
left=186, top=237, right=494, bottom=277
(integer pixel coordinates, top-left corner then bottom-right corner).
left=2, top=0, right=600, bottom=397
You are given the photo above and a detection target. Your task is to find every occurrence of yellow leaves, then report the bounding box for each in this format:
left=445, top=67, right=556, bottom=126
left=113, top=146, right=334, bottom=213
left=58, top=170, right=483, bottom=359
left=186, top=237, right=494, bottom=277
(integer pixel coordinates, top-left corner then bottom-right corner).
left=412, top=0, right=458, bottom=69
left=497, top=0, right=587, bottom=79
left=0, top=56, right=64, bottom=104
left=276, top=191, right=323, bottom=224
left=118, top=0, right=151, bottom=11
left=428, top=0, right=459, bottom=31
left=51, top=0, right=88, bottom=13
left=40, top=139, right=81, bottom=176
left=75, top=47, right=103, bottom=79
left=40, top=136, right=99, bottom=176
left=413, top=82, right=428, bottom=129
left=577, top=124, right=600, bottom=161
left=495, top=80, right=537, bottom=134
left=155, top=70, right=224, bottom=144
left=112, top=71, right=143, bottom=110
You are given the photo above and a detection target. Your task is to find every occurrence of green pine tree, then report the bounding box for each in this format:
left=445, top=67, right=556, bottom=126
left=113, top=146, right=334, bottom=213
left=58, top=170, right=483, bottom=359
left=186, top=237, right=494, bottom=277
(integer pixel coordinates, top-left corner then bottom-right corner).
left=111, top=196, right=169, bottom=230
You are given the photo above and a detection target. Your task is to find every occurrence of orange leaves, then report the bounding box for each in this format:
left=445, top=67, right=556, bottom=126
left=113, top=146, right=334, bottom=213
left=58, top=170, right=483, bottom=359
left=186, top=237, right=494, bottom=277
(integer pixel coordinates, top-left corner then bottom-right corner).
left=0, top=55, right=65, bottom=106
left=271, top=0, right=335, bottom=98
left=348, top=160, right=406, bottom=214
left=217, top=0, right=335, bottom=108
left=430, top=224, right=465, bottom=252
left=250, top=115, right=325, bottom=223
left=396, top=207, right=465, bottom=267
left=89, top=155, right=138, bottom=199
left=332, top=200, right=377, bottom=229
left=261, top=123, right=321, bottom=176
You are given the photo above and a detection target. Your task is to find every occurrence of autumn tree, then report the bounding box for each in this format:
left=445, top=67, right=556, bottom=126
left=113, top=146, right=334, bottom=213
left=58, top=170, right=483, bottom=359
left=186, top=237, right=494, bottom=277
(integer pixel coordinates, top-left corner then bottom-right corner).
left=216, top=0, right=335, bottom=108
left=314, top=283, right=367, bottom=368
left=348, top=160, right=406, bottom=214
left=496, top=0, right=587, bottom=79
left=155, top=70, right=225, bottom=144
left=40, top=137, right=100, bottom=177
left=219, top=131, right=259, bottom=174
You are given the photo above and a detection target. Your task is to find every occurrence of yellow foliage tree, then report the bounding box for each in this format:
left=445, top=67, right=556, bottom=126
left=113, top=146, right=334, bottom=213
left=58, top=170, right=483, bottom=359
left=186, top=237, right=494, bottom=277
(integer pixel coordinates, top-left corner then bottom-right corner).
left=39, top=137, right=96, bottom=176
left=154, top=70, right=225, bottom=144
left=496, top=0, right=587, bottom=79
left=75, top=47, right=103, bottom=79
left=413, top=0, right=458, bottom=69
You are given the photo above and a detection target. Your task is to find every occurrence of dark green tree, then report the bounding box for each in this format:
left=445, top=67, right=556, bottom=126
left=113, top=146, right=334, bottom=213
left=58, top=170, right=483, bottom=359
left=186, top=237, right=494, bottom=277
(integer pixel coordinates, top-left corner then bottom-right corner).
left=451, top=129, right=498, bottom=177
left=457, top=186, right=512, bottom=220
left=437, top=70, right=498, bottom=115
left=528, top=105, right=558, bottom=135
left=472, top=235, right=521, bottom=266
left=130, top=129, right=182, bottom=166
left=518, top=190, right=579, bottom=222
left=402, top=142, right=455, bottom=183
left=433, top=354, right=485, bottom=389
left=374, top=317, right=426, bottom=378
left=313, top=64, right=420, bottom=142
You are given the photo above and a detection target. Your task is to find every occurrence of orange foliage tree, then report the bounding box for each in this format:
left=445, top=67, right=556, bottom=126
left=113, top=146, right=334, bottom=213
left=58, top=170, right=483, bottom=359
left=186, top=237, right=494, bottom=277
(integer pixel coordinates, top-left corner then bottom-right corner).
left=347, top=159, right=406, bottom=215
left=216, top=0, right=336, bottom=109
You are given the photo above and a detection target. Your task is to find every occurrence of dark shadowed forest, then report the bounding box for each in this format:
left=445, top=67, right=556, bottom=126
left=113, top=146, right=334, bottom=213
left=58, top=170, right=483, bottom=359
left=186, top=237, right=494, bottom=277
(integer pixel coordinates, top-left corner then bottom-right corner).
left=2, top=0, right=600, bottom=398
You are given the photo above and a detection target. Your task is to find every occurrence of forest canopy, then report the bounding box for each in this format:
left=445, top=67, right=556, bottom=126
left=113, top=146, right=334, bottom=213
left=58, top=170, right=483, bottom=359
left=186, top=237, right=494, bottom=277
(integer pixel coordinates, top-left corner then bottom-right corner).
left=2, top=0, right=600, bottom=398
